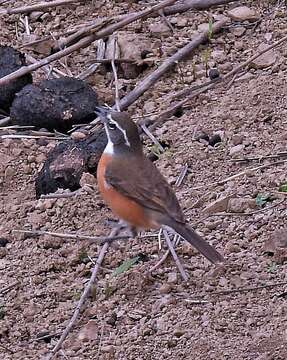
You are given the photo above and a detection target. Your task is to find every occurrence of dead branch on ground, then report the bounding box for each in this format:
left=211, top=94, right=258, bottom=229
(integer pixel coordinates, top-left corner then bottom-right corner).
left=0, top=0, right=85, bottom=15
left=192, top=160, right=287, bottom=190
left=164, top=0, right=238, bottom=15
left=47, top=234, right=113, bottom=359
left=111, top=37, right=121, bottom=111
left=0, top=281, right=19, bottom=295
left=13, top=229, right=129, bottom=244
left=230, top=152, right=287, bottom=163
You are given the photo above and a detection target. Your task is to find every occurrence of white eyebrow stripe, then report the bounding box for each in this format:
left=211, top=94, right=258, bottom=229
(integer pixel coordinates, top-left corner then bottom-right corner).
left=107, top=113, right=131, bottom=147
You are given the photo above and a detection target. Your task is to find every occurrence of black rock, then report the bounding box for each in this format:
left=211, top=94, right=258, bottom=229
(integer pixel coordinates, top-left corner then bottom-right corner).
left=0, top=238, right=9, bottom=247
left=208, top=67, right=220, bottom=80
left=0, top=46, right=32, bottom=113
left=11, top=77, right=98, bottom=132
left=209, top=134, right=222, bottom=147
left=35, top=128, right=107, bottom=198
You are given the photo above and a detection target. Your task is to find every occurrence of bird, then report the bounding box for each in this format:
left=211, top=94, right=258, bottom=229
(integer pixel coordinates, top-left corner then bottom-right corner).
left=96, top=107, right=224, bottom=264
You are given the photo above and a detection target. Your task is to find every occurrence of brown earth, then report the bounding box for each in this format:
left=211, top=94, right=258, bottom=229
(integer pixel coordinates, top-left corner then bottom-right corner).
left=0, top=1, right=287, bottom=359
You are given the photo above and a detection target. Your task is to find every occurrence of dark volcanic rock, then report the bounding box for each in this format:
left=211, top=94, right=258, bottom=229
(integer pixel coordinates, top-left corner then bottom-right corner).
left=35, top=128, right=107, bottom=198
left=0, top=46, right=32, bottom=113
left=11, top=77, right=98, bottom=132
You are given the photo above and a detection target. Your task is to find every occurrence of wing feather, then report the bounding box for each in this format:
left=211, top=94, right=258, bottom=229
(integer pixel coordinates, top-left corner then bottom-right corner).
left=105, top=156, right=185, bottom=223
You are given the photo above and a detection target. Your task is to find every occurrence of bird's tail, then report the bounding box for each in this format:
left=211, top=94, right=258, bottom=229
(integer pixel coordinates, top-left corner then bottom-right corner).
left=163, top=220, right=224, bottom=264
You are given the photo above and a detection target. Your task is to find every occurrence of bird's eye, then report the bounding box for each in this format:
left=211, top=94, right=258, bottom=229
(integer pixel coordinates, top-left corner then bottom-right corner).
left=108, top=122, right=117, bottom=130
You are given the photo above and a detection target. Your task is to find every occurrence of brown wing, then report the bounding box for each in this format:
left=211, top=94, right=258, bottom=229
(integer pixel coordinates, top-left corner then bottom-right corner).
left=105, top=155, right=185, bottom=223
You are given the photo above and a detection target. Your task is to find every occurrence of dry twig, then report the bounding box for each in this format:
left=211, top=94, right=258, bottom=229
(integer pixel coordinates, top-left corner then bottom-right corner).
left=77, top=39, right=105, bottom=80
left=56, top=0, right=236, bottom=50
left=0, top=134, right=67, bottom=140
left=230, top=152, right=287, bottom=162
left=192, top=160, right=287, bottom=190
left=149, top=234, right=180, bottom=274
left=111, top=37, right=121, bottom=111
left=175, top=163, right=189, bottom=187
left=13, top=229, right=129, bottom=244
left=141, top=124, right=165, bottom=152
left=208, top=199, right=286, bottom=218
left=47, top=237, right=112, bottom=359
left=0, top=0, right=84, bottom=15
left=0, top=116, right=10, bottom=127
left=163, top=0, right=238, bottom=15
left=208, top=281, right=287, bottom=297
left=0, top=281, right=19, bottom=295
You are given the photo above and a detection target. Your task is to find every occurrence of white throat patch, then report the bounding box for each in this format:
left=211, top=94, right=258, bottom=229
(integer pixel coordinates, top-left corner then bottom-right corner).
left=104, top=123, right=114, bottom=155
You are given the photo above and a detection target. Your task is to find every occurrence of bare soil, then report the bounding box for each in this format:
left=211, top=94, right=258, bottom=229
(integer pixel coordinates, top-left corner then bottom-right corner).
left=0, top=1, right=287, bottom=359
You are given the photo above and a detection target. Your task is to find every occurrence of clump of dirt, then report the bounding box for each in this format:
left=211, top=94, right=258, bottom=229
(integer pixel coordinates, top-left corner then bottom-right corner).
left=0, top=1, right=286, bottom=360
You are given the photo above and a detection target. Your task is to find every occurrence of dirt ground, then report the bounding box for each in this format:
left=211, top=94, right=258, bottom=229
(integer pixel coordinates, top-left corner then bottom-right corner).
left=0, top=1, right=287, bottom=359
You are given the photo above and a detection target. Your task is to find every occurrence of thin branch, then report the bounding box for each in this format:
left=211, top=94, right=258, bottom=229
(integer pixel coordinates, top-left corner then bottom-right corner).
left=208, top=199, right=285, bottom=217
left=175, top=163, right=189, bottom=187
left=192, top=160, right=287, bottom=190
left=163, top=0, right=238, bottom=15
left=111, top=37, right=121, bottom=111
left=77, top=39, right=105, bottom=80
left=47, top=239, right=111, bottom=359
left=0, top=116, right=10, bottom=126
left=0, top=0, right=177, bottom=86
left=0, top=281, right=19, bottom=295
left=0, top=0, right=85, bottom=15
left=230, top=152, right=287, bottom=163
left=0, top=134, right=67, bottom=140
left=32, top=332, right=61, bottom=343
left=141, top=124, right=165, bottom=152
left=149, top=234, right=180, bottom=274
left=208, top=281, right=287, bottom=297
left=221, top=34, right=287, bottom=81
left=0, top=344, right=14, bottom=355
left=87, top=58, right=135, bottom=64
left=12, top=229, right=130, bottom=244
left=54, top=17, right=113, bottom=51
left=26, top=54, right=65, bottom=78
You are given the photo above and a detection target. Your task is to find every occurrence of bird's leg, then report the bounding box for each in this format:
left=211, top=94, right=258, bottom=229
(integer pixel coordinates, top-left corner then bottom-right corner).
left=107, top=220, right=132, bottom=250
left=129, top=226, right=138, bottom=238
left=162, top=228, right=188, bottom=281
left=149, top=231, right=177, bottom=274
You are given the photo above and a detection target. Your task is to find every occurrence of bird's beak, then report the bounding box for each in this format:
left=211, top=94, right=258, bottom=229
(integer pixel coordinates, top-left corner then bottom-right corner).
left=95, top=106, right=109, bottom=123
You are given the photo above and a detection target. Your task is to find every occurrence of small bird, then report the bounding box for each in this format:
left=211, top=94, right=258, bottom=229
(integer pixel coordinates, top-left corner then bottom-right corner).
left=96, top=107, right=224, bottom=264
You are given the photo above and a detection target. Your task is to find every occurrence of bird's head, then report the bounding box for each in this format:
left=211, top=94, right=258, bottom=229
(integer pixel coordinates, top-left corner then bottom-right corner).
left=95, top=107, right=142, bottom=155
